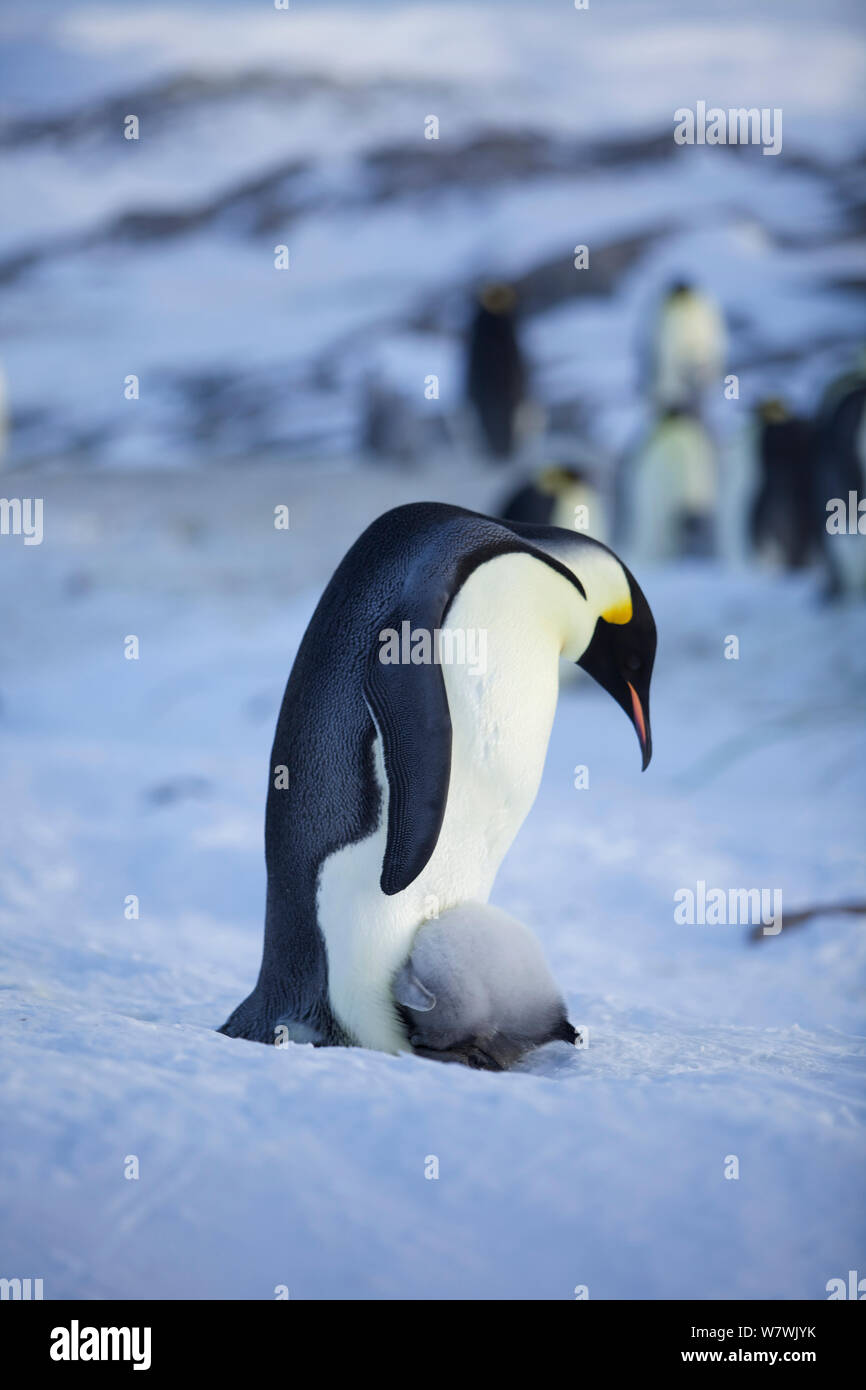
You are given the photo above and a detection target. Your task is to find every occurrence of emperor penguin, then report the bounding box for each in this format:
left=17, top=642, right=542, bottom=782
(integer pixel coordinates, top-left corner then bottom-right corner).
left=499, top=463, right=608, bottom=542
left=749, top=399, right=817, bottom=569
left=620, top=408, right=717, bottom=562
left=647, top=281, right=726, bottom=413
left=393, top=901, right=575, bottom=1071
left=219, top=502, right=656, bottom=1055
left=813, top=371, right=866, bottom=599
left=360, top=374, right=416, bottom=464
left=0, top=363, right=7, bottom=467
left=465, top=282, right=527, bottom=459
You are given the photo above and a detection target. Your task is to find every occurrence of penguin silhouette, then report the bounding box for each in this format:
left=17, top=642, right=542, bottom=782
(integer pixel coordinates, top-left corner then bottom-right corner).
left=499, top=463, right=607, bottom=540
left=0, top=363, right=7, bottom=468
left=646, top=280, right=726, bottom=413
left=219, top=502, right=656, bottom=1057
left=749, top=399, right=818, bottom=569
left=465, top=282, right=526, bottom=459
left=814, top=370, right=866, bottom=599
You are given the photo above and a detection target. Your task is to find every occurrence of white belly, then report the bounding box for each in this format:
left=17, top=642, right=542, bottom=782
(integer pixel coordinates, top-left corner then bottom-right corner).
left=316, top=553, right=569, bottom=1052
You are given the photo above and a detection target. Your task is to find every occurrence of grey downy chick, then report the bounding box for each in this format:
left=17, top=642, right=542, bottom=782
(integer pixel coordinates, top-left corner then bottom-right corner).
left=393, top=901, right=576, bottom=1071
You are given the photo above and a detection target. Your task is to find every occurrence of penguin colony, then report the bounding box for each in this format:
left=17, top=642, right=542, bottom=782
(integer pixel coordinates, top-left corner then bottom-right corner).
left=220, top=285, right=863, bottom=1069
left=480, top=280, right=865, bottom=599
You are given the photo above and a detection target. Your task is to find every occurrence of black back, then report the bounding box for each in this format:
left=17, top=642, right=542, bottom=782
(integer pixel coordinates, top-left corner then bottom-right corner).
left=499, top=481, right=556, bottom=526
left=812, top=382, right=866, bottom=597
left=465, top=306, right=526, bottom=458
left=750, top=416, right=817, bottom=568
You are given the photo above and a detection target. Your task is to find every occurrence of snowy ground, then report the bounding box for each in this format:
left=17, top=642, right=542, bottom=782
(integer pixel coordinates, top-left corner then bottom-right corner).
left=1, top=458, right=864, bottom=1299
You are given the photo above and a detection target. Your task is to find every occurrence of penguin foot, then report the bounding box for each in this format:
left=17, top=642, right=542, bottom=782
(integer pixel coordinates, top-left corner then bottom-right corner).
left=463, top=1045, right=505, bottom=1072
left=410, top=1039, right=504, bottom=1071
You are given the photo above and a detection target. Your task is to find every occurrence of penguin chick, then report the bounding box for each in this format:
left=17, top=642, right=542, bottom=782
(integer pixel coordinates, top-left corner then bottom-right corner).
left=393, top=901, right=576, bottom=1071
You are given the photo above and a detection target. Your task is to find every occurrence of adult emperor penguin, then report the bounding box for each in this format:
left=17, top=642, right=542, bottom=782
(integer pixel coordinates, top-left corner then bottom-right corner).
left=0, top=362, right=7, bottom=467
left=814, top=370, right=866, bottom=598
left=465, top=282, right=527, bottom=459
left=219, top=502, right=656, bottom=1054
left=749, top=399, right=817, bottom=569
left=647, top=280, right=726, bottom=412
left=499, top=463, right=608, bottom=542
left=619, top=408, right=717, bottom=562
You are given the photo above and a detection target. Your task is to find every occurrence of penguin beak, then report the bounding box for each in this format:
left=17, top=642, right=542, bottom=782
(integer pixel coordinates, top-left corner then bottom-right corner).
left=627, top=680, right=652, bottom=771
left=576, top=615, right=654, bottom=771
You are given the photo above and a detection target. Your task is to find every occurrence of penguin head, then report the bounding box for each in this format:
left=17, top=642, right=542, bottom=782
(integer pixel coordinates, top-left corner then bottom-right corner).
left=757, top=397, right=790, bottom=425
left=572, top=549, right=656, bottom=770
left=666, top=279, right=693, bottom=301
left=478, top=281, right=516, bottom=315
left=537, top=464, right=588, bottom=496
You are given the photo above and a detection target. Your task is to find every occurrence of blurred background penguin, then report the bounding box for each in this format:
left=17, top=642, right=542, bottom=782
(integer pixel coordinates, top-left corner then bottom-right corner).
left=813, top=356, right=866, bottom=600
left=619, top=406, right=717, bottom=563
left=748, top=398, right=817, bottom=571
left=0, top=362, right=7, bottom=468
left=616, top=280, right=725, bottom=563
left=648, top=280, right=726, bottom=414
left=498, top=459, right=608, bottom=543
left=465, top=281, right=528, bottom=461
left=360, top=370, right=417, bottom=465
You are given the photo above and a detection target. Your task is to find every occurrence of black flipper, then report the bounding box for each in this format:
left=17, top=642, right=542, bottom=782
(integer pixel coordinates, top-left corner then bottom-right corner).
left=363, top=610, right=453, bottom=897
left=362, top=508, right=589, bottom=898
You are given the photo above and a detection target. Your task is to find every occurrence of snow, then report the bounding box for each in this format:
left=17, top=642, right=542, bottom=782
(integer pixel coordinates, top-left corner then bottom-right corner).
left=1, top=459, right=864, bottom=1299
left=0, top=0, right=864, bottom=1301
left=1, top=0, right=864, bottom=466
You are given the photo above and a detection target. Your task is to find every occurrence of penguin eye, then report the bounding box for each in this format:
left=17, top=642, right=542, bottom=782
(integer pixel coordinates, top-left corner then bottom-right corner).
left=625, top=653, right=642, bottom=672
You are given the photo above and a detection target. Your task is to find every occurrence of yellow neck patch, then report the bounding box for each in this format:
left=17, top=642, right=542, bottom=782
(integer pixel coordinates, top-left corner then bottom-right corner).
left=601, top=596, right=633, bottom=625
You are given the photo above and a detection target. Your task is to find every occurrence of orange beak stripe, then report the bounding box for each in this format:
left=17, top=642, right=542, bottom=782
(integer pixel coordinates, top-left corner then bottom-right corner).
left=627, top=680, right=647, bottom=750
